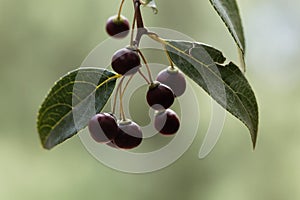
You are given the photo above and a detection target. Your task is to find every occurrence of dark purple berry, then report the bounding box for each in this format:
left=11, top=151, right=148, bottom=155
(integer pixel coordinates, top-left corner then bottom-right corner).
left=111, top=48, right=141, bottom=75
left=88, top=113, right=118, bottom=143
left=106, top=15, right=130, bottom=38
left=156, top=67, right=186, bottom=97
left=114, top=120, right=142, bottom=149
left=154, top=109, right=180, bottom=135
left=146, top=82, right=175, bottom=110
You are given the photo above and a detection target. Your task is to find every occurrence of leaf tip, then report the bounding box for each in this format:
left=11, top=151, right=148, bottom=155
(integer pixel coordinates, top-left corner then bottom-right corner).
left=238, top=48, right=246, bottom=72
left=42, top=143, right=52, bottom=150
left=252, top=139, right=257, bottom=150
left=251, top=132, right=258, bottom=150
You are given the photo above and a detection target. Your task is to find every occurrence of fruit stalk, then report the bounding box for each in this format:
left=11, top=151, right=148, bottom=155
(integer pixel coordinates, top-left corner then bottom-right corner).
left=132, top=0, right=147, bottom=47
left=137, top=49, right=153, bottom=83
left=112, top=76, right=125, bottom=114
left=134, top=0, right=144, bottom=29
left=117, top=0, right=126, bottom=19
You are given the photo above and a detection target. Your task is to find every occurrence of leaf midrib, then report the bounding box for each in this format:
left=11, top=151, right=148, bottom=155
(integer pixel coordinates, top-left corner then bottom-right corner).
left=38, top=70, right=112, bottom=123
left=39, top=70, right=119, bottom=144
left=165, top=41, right=254, bottom=132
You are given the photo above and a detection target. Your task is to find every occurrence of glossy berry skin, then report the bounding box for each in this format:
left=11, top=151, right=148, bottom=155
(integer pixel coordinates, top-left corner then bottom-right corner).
left=113, top=120, right=143, bottom=149
left=106, top=15, right=130, bottom=38
left=111, top=48, right=141, bottom=75
left=154, top=109, right=180, bottom=135
left=156, top=67, right=186, bottom=97
left=146, top=82, right=175, bottom=110
left=88, top=113, right=119, bottom=143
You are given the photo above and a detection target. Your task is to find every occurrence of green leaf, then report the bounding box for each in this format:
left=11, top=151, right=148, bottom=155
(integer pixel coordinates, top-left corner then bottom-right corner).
left=37, top=68, right=119, bottom=150
left=209, top=0, right=246, bottom=70
left=165, top=40, right=258, bottom=148
left=143, top=0, right=158, bottom=14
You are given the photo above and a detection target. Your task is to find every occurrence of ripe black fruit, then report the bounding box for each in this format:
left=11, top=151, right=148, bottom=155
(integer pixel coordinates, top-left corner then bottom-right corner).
left=146, top=82, right=175, bottom=110
left=154, top=109, right=180, bottom=135
left=111, top=48, right=141, bottom=75
left=106, top=15, right=130, bottom=38
left=114, top=120, right=143, bottom=149
left=88, top=113, right=119, bottom=143
left=156, top=67, right=186, bottom=97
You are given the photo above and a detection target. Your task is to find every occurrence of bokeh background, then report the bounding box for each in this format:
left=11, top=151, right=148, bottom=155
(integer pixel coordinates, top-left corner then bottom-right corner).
left=1, top=0, right=300, bottom=199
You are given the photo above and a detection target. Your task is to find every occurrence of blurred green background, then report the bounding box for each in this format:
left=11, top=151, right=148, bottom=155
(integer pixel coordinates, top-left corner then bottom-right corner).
left=1, top=0, right=300, bottom=199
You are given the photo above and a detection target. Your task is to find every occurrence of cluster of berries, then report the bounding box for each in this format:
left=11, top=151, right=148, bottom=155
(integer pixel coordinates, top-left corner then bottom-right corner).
left=88, top=14, right=186, bottom=150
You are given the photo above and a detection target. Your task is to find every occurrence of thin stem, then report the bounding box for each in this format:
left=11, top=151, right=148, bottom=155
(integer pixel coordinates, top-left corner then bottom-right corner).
left=147, top=32, right=166, bottom=44
left=119, top=77, right=126, bottom=120
left=134, top=0, right=144, bottom=28
left=138, top=69, right=150, bottom=84
left=121, top=74, right=135, bottom=98
left=132, top=0, right=148, bottom=47
left=137, top=49, right=153, bottom=83
left=147, top=32, right=174, bottom=68
left=130, top=3, right=138, bottom=46
left=164, top=46, right=174, bottom=69
left=117, top=0, right=126, bottom=19
left=112, top=86, right=119, bottom=114
left=112, top=76, right=125, bottom=114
